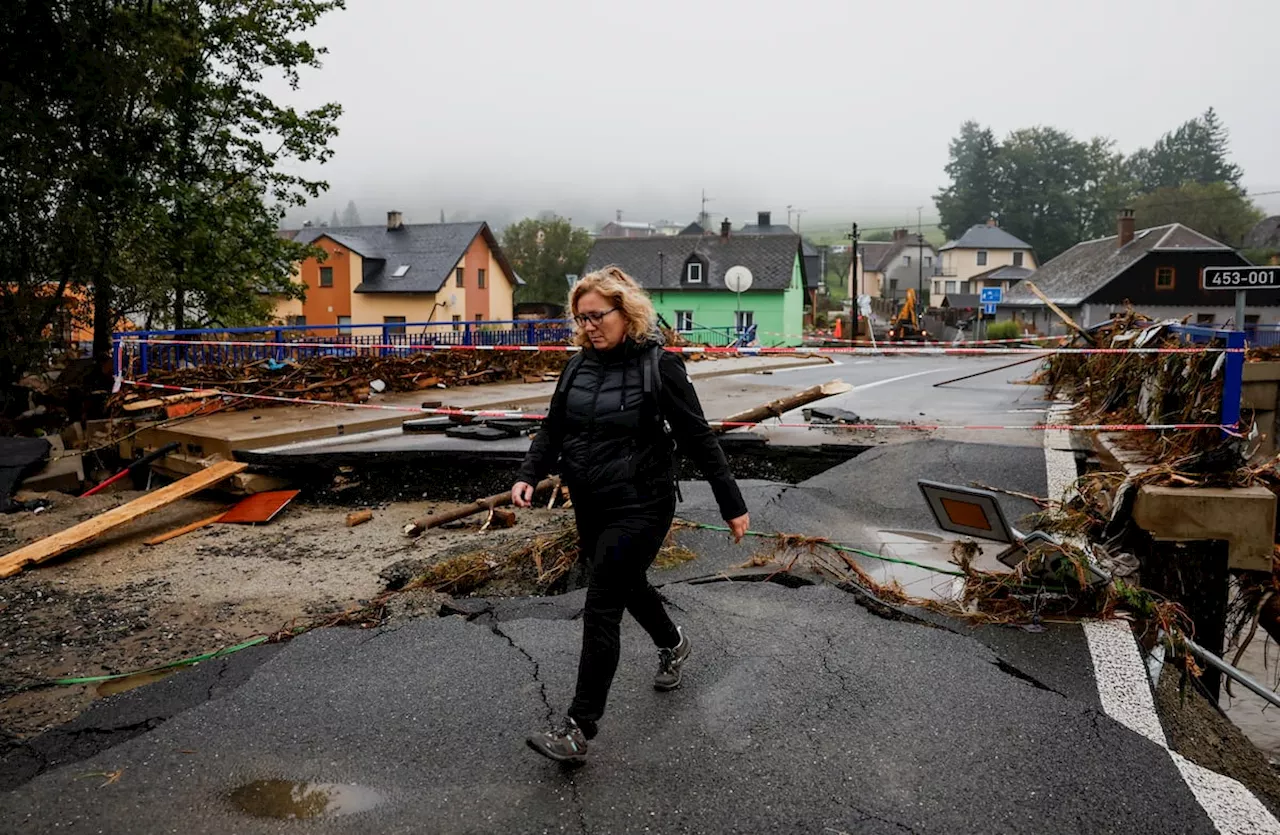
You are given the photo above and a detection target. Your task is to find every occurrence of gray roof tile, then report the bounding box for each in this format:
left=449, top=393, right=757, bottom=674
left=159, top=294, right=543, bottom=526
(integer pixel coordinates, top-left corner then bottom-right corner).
left=1003, top=223, right=1230, bottom=306
left=583, top=234, right=804, bottom=291
left=939, top=224, right=1034, bottom=252
left=293, top=222, right=510, bottom=294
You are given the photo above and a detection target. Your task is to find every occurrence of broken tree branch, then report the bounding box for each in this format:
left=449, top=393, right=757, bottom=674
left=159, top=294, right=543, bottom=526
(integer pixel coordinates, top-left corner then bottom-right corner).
left=1023, top=281, right=1094, bottom=345
left=715, top=380, right=853, bottom=433
left=402, top=476, right=560, bottom=537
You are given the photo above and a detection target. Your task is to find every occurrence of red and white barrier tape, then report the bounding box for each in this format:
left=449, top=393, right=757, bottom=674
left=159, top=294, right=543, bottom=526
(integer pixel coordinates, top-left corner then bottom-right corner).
left=117, top=380, right=1231, bottom=433
left=114, top=338, right=1237, bottom=356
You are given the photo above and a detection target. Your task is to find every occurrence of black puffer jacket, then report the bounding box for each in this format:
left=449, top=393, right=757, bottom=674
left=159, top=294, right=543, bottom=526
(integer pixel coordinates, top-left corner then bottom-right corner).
left=516, top=339, right=747, bottom=520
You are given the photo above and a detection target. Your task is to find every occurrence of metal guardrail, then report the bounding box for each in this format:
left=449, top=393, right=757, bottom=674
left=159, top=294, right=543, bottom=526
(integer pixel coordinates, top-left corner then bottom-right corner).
left=114, top=320, right=574, bottom=373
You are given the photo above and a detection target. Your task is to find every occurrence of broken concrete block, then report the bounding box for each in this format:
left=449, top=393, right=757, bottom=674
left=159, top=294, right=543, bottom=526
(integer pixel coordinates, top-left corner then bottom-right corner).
left=20, top=453, right=84, bottom=494
left=1132, top=484, right=1276, bottom=573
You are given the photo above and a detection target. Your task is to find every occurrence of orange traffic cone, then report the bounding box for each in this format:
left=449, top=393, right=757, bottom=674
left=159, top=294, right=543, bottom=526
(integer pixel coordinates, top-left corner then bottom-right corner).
left=834, top=316, right=843, bottom=340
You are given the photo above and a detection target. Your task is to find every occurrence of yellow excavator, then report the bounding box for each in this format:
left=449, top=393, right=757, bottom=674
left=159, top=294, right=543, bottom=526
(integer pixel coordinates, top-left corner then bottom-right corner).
left=887, top=288, right=929, bottom=342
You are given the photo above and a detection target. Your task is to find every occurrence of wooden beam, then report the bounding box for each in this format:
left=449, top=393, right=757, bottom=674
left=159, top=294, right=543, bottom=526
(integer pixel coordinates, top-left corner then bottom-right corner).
left=1023, top=281, right=1094, bottom=345
left=143, top=512, right=228, bottom=546
left=715, top=380, right=853, bottom=433
left=0, top=460, right=247, bottom=578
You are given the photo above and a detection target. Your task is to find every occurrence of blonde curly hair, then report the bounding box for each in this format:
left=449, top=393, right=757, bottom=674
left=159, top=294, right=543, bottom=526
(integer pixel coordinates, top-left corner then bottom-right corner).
left=568, top=266, right=658, bottom=348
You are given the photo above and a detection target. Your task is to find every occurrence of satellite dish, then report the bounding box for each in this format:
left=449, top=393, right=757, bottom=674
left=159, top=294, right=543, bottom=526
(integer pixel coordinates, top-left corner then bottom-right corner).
left=724, top=265, right=754, bottom=294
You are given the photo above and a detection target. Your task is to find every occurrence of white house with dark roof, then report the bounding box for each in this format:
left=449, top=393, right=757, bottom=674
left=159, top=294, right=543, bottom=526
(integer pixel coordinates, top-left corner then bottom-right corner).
left=936, top=221, right=1037, bottom=300
left=855, top=229, right=940, bottom=302
left=1000, top=211, right=1266, bottom=334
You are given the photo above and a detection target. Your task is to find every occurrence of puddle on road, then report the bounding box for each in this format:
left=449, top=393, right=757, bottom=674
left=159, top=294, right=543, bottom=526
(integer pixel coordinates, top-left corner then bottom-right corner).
left=95, top=669, right=176, bottom=698
left=228, top=779, right=386, bottom=819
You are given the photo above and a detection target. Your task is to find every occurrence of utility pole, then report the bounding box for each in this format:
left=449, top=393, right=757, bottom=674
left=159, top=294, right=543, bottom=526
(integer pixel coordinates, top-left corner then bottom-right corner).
left=847, top=223, right=860, bottom=337
left=700, top=189, right=713, bottom=229
left=917, top=206, right=924, bottom=300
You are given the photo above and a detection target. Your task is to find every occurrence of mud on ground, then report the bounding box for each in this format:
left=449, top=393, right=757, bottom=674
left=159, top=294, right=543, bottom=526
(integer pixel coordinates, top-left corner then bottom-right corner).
left=0, top=487, right=572, bottom=739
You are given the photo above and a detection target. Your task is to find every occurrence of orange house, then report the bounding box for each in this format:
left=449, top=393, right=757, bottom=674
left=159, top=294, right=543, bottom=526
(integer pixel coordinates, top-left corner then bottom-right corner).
left=274, top=212, right=519, bottom=334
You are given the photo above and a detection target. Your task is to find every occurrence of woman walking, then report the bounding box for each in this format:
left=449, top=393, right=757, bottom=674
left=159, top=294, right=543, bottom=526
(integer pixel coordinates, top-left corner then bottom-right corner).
left=513, top=266, right=750, bottom=764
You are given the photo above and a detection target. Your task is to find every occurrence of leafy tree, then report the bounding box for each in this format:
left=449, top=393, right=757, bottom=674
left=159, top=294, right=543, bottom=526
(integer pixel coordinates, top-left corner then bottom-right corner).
left=502, top=216, right=593, bottom=304
left=1128, top=108, right=1243, bottom=193
left=341, top=200, right=362, bottom=227
left=934, top=121, right=1000, bottom=240
left=994, top=128, right=1129, bottom=260
left=1133, top=182, right=1263, bottom=246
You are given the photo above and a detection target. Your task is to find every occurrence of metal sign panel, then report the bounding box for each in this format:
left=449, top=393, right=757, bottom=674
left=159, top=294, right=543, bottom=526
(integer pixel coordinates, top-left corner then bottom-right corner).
left=1202, top=266, right=1280, bottom=290
left=917, top=480, right=1015, bottom=544
left=980, top=287, right=1003, bottom=304
left=982, top=303, right=997, bottom=316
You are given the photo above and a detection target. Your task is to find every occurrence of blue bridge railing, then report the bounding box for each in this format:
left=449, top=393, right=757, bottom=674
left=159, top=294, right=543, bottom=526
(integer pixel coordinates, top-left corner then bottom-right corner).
left=115, top=320, right=574, bottom=374
left=1167, top=324, right=1244, bottom=436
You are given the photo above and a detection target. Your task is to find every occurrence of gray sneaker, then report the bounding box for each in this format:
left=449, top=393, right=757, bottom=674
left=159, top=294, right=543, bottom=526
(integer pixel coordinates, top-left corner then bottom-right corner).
left=654, top=627, right=691, bottom=691
left=526, top=717, right=588, bottom=764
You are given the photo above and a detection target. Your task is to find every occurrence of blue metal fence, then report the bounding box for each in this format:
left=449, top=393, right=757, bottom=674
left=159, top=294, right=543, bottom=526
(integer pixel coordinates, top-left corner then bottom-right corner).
left=1167, top=324, right=1244, bottom=436
left=114, top=320, right=574, bottom=374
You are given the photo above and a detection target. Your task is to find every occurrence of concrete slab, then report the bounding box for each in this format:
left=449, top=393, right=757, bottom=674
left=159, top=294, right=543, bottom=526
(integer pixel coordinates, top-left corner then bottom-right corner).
left=1133, top=484, right=1276, bottom=572
left=19, top=453, right=84, bottom=494
left=132, top=354, right=831, bottom=460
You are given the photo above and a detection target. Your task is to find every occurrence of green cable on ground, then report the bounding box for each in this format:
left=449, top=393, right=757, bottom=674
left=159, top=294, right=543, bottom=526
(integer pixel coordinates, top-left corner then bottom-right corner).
left=23, top=635, right=271, bottom=691
left=676, top=519, right=968, bottom=577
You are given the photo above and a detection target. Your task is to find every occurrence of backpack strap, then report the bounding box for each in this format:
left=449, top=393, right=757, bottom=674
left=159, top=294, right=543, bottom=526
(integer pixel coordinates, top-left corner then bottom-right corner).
left=552, top=351, right=587, bottom=415
left=641, top=344, right=664, bottom=425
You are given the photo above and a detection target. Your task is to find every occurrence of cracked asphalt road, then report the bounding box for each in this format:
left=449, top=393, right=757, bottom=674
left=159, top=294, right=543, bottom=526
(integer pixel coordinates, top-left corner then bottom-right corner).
left=0, top=582, right=1215, bottom=834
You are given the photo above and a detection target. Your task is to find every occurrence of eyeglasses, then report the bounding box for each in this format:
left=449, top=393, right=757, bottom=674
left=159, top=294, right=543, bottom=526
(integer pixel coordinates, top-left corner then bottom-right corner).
left=573, top=308, right=618, bottom=327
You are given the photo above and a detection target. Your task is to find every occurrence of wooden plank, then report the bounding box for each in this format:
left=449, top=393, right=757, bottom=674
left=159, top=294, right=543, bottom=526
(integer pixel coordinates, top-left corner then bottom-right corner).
left=1023, top=281, right=1094, bottom=344
left=218, top=489, right=300, bottom=524
left=143, top=512, right=228, bottom=546
left=0, top=460, right=247, bottom=578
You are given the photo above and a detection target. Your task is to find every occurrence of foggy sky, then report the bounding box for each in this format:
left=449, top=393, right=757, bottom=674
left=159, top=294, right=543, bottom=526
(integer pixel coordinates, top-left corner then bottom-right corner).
left=279, top=0, right=1280, bottom=230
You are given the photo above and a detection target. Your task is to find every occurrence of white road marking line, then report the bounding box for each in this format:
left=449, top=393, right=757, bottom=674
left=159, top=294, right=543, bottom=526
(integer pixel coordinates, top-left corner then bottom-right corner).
left=848, top=367, right=952, bottom=392
left=1082, top=620, right=1280, bottom=834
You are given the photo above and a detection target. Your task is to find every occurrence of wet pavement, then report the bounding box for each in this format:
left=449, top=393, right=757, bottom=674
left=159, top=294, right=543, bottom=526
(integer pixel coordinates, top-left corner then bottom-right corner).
left=3, top=356, right=1277, bottom=832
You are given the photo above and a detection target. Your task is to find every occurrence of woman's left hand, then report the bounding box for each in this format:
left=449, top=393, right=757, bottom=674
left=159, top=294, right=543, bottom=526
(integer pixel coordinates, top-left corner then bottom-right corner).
left=727, top=513, right=750, bottom=544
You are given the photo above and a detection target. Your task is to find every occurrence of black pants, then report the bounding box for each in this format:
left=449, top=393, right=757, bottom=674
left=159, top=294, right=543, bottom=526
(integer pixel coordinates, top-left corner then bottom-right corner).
left=567, top=494, right=679, bottom=739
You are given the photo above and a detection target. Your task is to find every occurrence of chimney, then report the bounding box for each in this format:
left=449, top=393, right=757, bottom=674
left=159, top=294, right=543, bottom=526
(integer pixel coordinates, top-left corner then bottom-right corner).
left=986, top=217, right=998, bottom=228
left=1118, top=208, right=1135, bottom=247
left=387, top=210, right=403, bottom=231
left=720, top=218, right=731, bottom=241
left=758, top=211, right=771, bottom=229
left=893, top=228, right=908, bottom=242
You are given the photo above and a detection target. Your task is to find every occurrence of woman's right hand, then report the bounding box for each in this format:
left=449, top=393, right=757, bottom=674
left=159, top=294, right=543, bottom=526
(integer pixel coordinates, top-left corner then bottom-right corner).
left=511, top=481, right=534, bottom=508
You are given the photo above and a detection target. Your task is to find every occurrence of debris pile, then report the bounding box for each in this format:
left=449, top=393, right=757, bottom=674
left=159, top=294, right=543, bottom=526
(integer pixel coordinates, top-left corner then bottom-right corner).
left=115, top=351, right=581, bottom=413
left=1035, top=311, right=1227, bottom=458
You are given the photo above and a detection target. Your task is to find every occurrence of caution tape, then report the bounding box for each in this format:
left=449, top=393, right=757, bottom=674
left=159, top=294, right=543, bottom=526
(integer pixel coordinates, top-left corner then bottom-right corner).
left=114, top=337, right=1237, bottom=356
left=117, top=380, right=1231, bottom=433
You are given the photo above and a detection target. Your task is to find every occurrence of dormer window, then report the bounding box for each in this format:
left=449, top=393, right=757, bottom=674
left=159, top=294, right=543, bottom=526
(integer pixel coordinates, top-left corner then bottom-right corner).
left=684, top=257, right=704, bottom=284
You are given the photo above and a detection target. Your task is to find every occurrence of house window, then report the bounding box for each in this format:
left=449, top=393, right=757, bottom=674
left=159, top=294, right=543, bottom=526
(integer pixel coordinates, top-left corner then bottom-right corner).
left=455, top=267, right=464, bottom=287
left=685, top=260, right=703, bottom=284
left=392, top=265, right=410, bottom=278
left=475, top=312, right=485, bottom=322
left=319, top=267, right=333, bottom=288
left=337, top=315, right=351, bottom=335
left=1013, top=252, right=1024, bottom=267
left=889, top=279, right=898, bottom=294
left=924, top=256, right=932, bottom=267
left=675, top=310, right=694, bottom=331
left=478, top=268, right=486, bottom=289
left=452, top=314, right=462, bottom=332
left=735, top=310, right=755, bottom=332
left=976, top=251, right=988, bottom=266
left=286, top=315, right=306, bottom=328
left=1155, top=266, right=1175, bottom=290
left=945, top=281, right=957, bottom=293
left=1196, top=314, right=1215, bottom=325
left=383, top=316, right=406, bottom=336
left=960, top=281, right=971, bottom=293
left=1246, top=315, right=1260, bottom=325
left=903, top=255, right=912, bottom=267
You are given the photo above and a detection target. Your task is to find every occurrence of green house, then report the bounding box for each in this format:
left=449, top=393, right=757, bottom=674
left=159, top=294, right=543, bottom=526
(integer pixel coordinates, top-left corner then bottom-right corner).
left=583, top=221, right=808, bottom=346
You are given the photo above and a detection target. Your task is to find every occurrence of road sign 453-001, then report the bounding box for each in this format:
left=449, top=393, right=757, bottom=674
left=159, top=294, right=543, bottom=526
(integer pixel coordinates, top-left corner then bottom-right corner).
left=1202, top=266, right=1280, bottom=289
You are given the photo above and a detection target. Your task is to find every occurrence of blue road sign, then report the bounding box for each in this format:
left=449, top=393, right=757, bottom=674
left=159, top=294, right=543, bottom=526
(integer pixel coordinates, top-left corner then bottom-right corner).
left=980, top=287, right=1003, bottom=304
left=982, top=303, right=997, bottom=316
